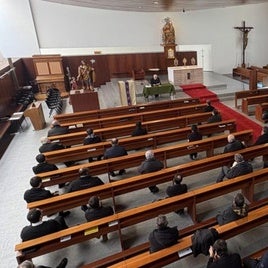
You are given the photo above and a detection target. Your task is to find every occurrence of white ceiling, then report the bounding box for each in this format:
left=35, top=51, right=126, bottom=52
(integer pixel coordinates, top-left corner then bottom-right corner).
left=43, top=0, right=268, bottom=12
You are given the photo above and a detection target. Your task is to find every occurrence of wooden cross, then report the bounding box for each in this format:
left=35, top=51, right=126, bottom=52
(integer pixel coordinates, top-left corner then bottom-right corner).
left=234, top=21, right=254, bottom=68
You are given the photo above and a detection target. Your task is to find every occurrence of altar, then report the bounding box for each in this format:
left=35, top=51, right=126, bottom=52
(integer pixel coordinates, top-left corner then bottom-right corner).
left=168, top=66, right=203, bottom=86
left=143, top=83, right=175, bottom=99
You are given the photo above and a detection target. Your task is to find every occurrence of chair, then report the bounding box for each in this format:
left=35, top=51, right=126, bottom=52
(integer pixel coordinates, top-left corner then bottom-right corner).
left=132, top=69, right=145, bottom=80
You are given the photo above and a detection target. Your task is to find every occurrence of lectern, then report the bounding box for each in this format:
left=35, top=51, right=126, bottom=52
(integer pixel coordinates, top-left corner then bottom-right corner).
left=70, top=90, right=100, bottom=112
left=24, top=102, right=46, bottom=130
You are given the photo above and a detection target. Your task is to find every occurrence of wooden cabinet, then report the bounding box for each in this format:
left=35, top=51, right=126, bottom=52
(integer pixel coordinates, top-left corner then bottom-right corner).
left=70, top=90, right=100, bottom=112
left=24, top=102, right=46, bottom=130
left=33, top=55, right=66, bottom=94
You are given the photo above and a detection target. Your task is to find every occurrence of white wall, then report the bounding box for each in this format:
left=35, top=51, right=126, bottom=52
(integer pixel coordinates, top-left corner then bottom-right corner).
left=1, top=0, right=268, bottom=74
left=0, top=0, right=40, bottom=57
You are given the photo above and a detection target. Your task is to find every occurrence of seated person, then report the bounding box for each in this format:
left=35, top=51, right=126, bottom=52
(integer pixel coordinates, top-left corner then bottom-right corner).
left=138, top=150, right=164, bottom=193
left=18, top=258, right=68, bottom=268
left=149, top=214, right=179, bottom=253
left=104, top=138, right=128, bottom=177
left=254, top=126, right=268, bottom=145
left=223, top=134, right=245, bottom=153
left=262, top=110, right=268, bottom=123
left=207, top=239, right=242, bottom=268
left=216, top=193, right=249, bottom=226
left=32, top=154, right=58, bottom=174
left=24, top=176, right=57, bottom=203
left=150, top=74, right=161, bottom=86
left=39, top=136, right=65, bottom=153
left=20, top=208, right=68, bottom=242
left=243, top=250, right=268, bottom=268
left=166, top=174, right=188, bottom=214
left=67, top=167, right=104, bottom=193
left=84, top=196, right=114, bottom=241
left=131, top=121, right=147, bottom=136
left=47, top=120, right=69, bottom=137
left=216, top=153, right=253, bottom=183
left=204, top=100, right=215, bottom=112
left=150, top=74, right=161, bottom=98
left=188, top=124, right=202, bottom=160
left=83, top=128, right=103, bottom=162
left=207, top=109, right=222, bottom=123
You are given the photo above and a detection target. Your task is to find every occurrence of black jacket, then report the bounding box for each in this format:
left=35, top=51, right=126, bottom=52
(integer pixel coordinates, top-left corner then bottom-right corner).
left=32, top=162, right=58, bottom=174
left=67, top=175, right=104, bottom=192
left=131, top=126, right=147, bottom=136
left=191, top=228, right=219, bottom=257
left=85, top=206, right=114, bottom=222
left=24, top=188, right=53, bottom=203
left=149, top=226, right=179, bottom=253
left=47, top=125, right=69, bottom=137
left=21, top=220, right=64, bottom=241
left=225, top=161, right=253, bottom=179
left=207, top=253, right=242, bottom=268
left=39, top=142, right=65, bottom=153
left=104, top=145, right=128, bottom=159
left=223, top=140, right=245, bottom=153
left=138, top=158, right=164, bottom=174
left=254, top=133, right=268, bottom=145
left=83, top=134, right=102, bottom=145
left=166, top=183, right=187, bottom=197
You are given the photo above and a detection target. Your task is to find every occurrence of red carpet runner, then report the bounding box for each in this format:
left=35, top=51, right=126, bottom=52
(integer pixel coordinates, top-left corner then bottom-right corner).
left=181, top=84, right=262, bottom=141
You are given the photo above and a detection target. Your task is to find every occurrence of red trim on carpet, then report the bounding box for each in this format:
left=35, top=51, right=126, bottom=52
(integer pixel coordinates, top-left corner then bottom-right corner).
left=181, top=84, right=262, bottom=141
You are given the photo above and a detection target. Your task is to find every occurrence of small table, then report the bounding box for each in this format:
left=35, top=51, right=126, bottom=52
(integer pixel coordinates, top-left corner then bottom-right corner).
left=143, top=83, right=175, bottom=99
left=9, top=112, right=27, bottom=133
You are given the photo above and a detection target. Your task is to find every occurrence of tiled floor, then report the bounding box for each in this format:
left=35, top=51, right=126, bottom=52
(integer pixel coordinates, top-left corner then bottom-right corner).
left=1, top=72, right=267, bottom=268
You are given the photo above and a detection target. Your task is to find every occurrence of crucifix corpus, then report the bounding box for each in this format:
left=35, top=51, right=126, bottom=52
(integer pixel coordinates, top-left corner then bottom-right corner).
left=234, top=21, right=254, bottom=68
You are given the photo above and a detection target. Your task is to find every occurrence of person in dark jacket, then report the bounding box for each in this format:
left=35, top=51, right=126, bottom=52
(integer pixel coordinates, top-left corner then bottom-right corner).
left=24, top=176, right=55, bottom=203
left=223, top=134, right=245, bottom=153
left=254, top=126, right=268, bottom=145
left=207, top=239, right=242, bottom=268
left=166, top=174, right=187, bottom=214
left=32, top=154, right=58, bottom=174
left=138, top=150, right=164, bottom=193
left=83, top=128, right=103, bottom=162
left=47, top=120, right=69, bottom=137
left=67, top=167, right=104, bottom=193
left=204, top=100, right=215, bottom=112
left=148, top=214, right=179, bottom=253
left=216, top=193, right=249, bottom=226
left=216, top=153, right=253, bottom=183
left=39, top=136, right=65, bottom=153
left=188, top=124, right=202, bottom=160
left=104, top=138, right=128, bottom=177
left=20, top=208, right=68, bottom=242
left=207, top=109, right=222, bottom=123
left=243, top=250, right=268, bottom=268
left=131, top=121, right=147, bottom=136
left=84, top=196, right=114, bottom=241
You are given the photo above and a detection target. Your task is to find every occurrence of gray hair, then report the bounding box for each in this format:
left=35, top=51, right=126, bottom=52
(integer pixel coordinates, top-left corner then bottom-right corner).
left=157, top=214, right=168, bottom=228
left=17, top=260, right=34, bottom=268
left=145, top=150, right=154, bottom=160
left=227, top=134, right=235, bottom=143
left=40, top=136, right=49, bottom=144
left=234, top=153, right=243, bottom=163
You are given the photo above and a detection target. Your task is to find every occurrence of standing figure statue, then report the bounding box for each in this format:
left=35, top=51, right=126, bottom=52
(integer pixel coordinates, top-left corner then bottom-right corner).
left=77, top=60, right=93, bottom=90
left=162, top=17, right=176, bottom=45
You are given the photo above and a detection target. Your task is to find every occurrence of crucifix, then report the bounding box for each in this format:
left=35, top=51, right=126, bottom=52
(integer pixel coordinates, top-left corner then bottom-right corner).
left=234, top=21, right=254, bottom=68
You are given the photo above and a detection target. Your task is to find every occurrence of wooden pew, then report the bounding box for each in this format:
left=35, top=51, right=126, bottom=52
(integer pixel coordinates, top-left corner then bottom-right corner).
left=60, top=104, right=208, bottom=132
left=48, top=113, right=220, bottom=147
left=43, top=119, right=237, bottom=164
left=54, top=98, right=200, bottom=124
left=241, top=94, right=268, bottom=115
left=37, top=130, right=254, bottom=187
left=107, top=205, right=268, bottom=268
left=28, top=160, right=268, bottom=218
left=235, top=88, right=268, bottom=108
left=16, top=171, right=268, bottom=264
left=255, top=102, right=268, bottom=122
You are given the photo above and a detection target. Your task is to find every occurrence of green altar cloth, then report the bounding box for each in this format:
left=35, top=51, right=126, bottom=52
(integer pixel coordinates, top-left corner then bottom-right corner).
left=143, top=83, right=175, bottom=98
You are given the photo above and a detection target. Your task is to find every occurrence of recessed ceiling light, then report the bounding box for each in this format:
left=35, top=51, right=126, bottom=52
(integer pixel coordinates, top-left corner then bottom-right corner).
left=153, top=1, right=159, bottom=5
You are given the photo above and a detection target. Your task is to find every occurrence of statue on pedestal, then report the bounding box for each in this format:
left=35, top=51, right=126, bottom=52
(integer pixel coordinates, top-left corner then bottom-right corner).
left=77, top=60, right=93, bottom=90
left=162, top=17, right=175, bottom=45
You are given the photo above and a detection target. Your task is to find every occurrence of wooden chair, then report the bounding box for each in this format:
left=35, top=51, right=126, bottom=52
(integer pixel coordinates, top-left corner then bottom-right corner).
left=132, top=69, right=145, bottom=80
